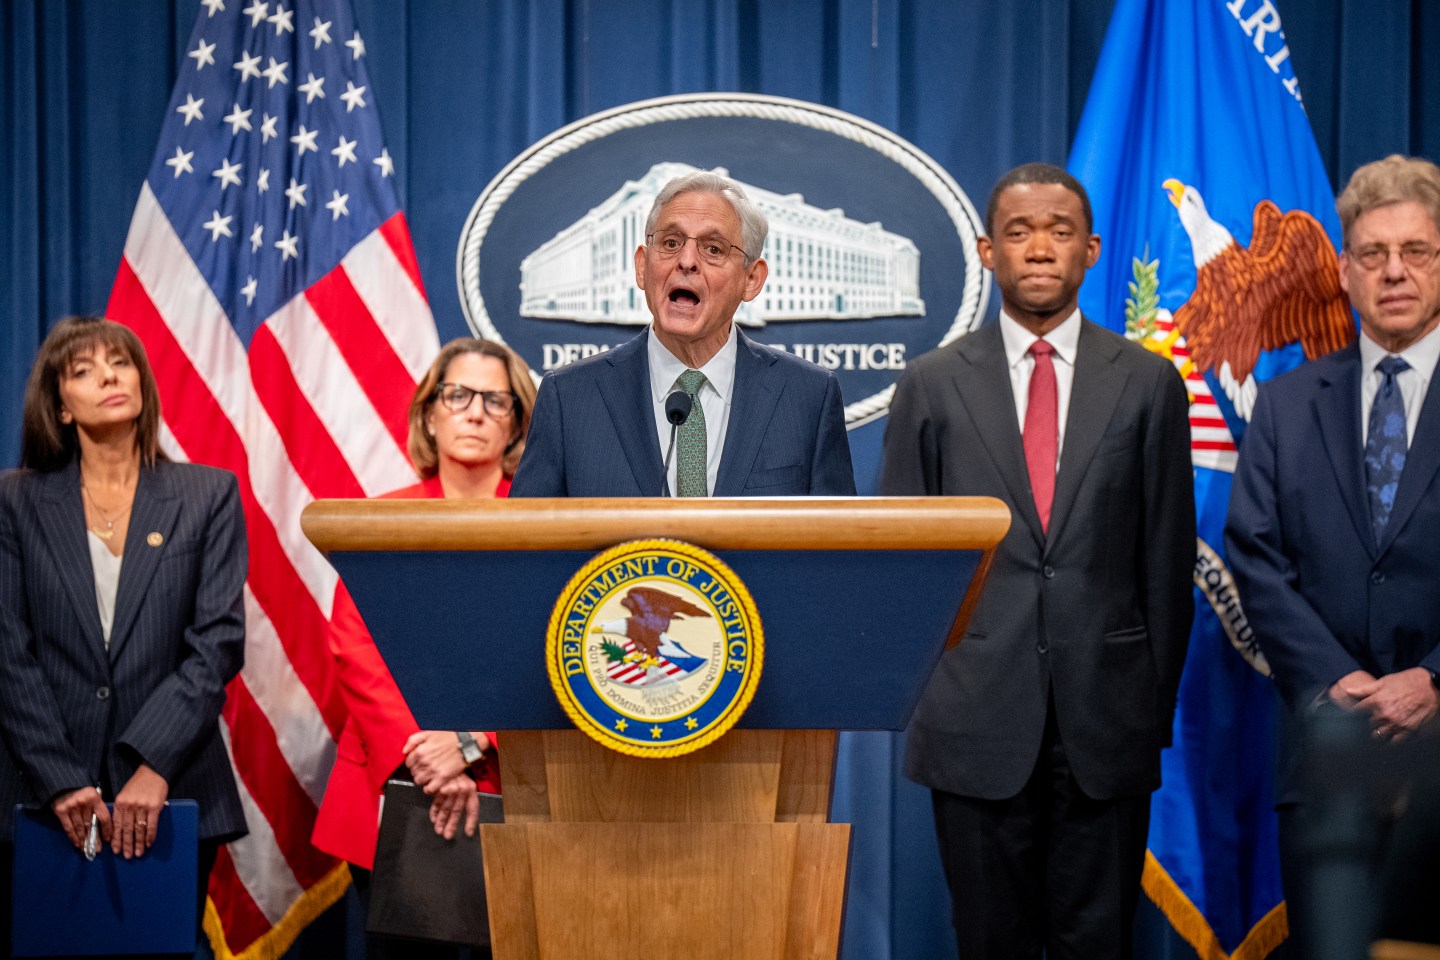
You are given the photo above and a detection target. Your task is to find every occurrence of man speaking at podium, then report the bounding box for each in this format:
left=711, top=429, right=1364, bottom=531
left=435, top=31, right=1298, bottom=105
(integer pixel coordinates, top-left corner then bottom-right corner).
left=511, top=171, right=855, bottom=498
left=880, top=163, right=1195, bottom=959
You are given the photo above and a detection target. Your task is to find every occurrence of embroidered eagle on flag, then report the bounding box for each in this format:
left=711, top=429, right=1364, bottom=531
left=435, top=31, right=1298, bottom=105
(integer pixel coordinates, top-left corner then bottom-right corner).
left=1163, top=180, right=1354, bottom=419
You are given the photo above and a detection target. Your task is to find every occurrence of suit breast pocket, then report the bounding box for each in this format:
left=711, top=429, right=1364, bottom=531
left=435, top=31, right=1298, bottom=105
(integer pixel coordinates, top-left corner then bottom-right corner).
left=1093, top=424, right=1141, bottom=458
left=744, top=463, right=803, bottom=491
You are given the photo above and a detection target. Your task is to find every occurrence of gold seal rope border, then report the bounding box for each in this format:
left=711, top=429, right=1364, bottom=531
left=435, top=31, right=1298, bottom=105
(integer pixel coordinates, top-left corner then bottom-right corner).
left=545, top=538, right=765, bottom=759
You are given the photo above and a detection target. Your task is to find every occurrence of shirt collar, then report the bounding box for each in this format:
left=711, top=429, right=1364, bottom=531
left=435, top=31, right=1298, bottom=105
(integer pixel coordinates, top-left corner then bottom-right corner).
left=647, top=323, right=739, bottom=402
left=999, top=308, right=1082, bottom=369
left=1359, top=323, right=1440, bottom=385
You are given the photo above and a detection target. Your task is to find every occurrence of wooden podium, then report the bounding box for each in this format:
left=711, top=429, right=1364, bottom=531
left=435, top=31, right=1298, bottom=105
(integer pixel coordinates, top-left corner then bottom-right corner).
left=303, top=497, right=1008, bottom=959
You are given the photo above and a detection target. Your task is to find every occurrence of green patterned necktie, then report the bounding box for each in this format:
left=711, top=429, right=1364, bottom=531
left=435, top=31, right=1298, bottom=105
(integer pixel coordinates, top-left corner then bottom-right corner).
left=675, top=369, right=709, bottom=497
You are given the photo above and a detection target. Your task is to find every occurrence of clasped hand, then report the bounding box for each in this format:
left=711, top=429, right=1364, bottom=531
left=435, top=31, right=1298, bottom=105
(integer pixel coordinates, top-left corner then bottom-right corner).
left=1329, top=668, right=1440, bottom=741
left=402, top=730, right=490, bottom=840
left=51, top=764, right=169, bottom=859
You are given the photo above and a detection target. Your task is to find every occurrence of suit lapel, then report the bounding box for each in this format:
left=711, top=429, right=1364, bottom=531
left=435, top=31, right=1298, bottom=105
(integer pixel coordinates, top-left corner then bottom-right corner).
left=597, top=334, right=665, bottom=496
left=1379, top=365, right=1440, bottom=556
left=1313, top=348, right=1374, bottom=557
left=1046, top=321, right=1127, bottom=552
left=108, top=464, right=181, bottom=662
left=952, top=327, right=1044, bottom=548
left=714, top=332, right=780, bottom=497
left=35, top=462, right=108, bottom=665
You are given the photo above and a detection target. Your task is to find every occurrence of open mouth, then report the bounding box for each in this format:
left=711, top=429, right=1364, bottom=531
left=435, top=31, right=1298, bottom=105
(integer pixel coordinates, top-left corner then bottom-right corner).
left=669, top=287, right=700, bottom=306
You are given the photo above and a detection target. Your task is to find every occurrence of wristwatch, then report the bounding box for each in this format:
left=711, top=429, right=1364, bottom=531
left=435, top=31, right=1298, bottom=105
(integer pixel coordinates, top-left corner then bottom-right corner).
left=456, top=731, right=483, bottom=765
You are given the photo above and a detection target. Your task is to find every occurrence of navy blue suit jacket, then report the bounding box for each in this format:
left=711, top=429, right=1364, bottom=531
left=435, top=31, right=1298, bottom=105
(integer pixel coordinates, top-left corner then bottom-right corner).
left=0, top=459, right=248, bottom=843
left=511, top=329, right=856, bottom=497
left=1226, top=343, right=1440, bottom=801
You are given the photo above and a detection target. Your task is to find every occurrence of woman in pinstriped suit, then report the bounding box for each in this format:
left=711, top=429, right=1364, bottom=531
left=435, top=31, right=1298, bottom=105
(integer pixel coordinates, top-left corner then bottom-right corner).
left=0, top=316, right=247, bottom=956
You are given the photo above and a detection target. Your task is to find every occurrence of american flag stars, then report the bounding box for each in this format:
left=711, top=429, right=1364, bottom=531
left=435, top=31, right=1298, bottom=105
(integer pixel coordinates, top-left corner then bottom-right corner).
left=189, top=38, right=217, bottom=69
left=177, top=93, right=205, bottom=125
left=339, top=81, right=365, bottom=112
left=149, top=0, right=397, bottom=324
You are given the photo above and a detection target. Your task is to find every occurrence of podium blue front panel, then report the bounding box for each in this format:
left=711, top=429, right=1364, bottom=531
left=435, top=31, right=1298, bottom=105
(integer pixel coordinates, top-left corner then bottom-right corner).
left=11, top=800, right=198, bottom=957
left=333, top=548, right=981, bottom=733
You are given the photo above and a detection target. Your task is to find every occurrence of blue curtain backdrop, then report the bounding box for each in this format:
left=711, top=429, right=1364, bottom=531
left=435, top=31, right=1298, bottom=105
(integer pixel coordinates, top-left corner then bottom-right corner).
left=2, top=2, right=1436, bottom=958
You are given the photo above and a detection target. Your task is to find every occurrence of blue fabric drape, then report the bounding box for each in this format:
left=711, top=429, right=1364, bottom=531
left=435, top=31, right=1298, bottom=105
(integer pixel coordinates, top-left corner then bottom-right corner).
left=3, top=3, right=1437, bottom=958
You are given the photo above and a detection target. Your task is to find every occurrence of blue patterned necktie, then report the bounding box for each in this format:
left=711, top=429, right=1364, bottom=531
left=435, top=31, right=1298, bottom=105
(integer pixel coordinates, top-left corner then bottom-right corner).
left=1365, top=355, right=1410, bottom=544
left=674, top=369, right=709, bottom=497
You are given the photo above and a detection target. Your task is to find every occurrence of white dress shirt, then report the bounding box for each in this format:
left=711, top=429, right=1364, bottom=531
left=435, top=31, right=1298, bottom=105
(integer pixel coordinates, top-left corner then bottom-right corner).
left=88, top=531, right=123, bottom=649
left=1359, top=323, right=1440, bottom=446
left=999, top=309, right=1082, bottom=468
left=648, top=324, right=738, bottom=496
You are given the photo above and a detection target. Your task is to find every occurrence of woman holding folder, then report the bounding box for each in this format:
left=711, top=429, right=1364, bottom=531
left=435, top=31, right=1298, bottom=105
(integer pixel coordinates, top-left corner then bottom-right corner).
left=0, top=316, right=248, bottom=955
left=312, top=337, right=534, bottom=958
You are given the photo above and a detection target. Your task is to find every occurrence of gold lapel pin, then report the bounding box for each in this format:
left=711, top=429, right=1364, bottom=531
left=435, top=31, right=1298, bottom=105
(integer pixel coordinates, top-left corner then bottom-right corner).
left=146, top=532, right=164, bottom=547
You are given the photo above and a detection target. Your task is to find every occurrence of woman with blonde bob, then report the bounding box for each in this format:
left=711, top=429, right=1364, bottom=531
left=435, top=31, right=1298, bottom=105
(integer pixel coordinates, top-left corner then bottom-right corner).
left=312, top=337, right=535, bottom=958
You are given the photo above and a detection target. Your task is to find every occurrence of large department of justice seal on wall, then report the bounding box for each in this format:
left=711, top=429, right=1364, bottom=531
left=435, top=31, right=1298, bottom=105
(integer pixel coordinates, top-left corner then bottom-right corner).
left=458, top=93, right=989, bottom=427
left=547, top=540, right=763, bottom=758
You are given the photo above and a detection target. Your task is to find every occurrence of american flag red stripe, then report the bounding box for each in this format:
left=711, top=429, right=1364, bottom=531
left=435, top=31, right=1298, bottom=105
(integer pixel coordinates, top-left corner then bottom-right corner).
left=303, top=269, right=416, bottom=453
left=105, top=2, right=439, bottom=955
left=247, top=327, right=370, bottom=500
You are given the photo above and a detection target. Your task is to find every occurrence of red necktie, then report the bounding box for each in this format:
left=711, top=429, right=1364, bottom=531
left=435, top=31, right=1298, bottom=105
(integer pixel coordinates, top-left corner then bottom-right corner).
left=1024, top=339, right=1058, bottom=533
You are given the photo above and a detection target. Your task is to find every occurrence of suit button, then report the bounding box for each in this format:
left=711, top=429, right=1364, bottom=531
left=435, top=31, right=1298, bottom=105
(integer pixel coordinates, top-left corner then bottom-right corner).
left=1042, top=565, right=1056, bottom=579
left=96, top=686, right=111, bottom=700
left=1037, top=641, right=1049, bottom=654
left=1371, top=571, right=1385, bottom=585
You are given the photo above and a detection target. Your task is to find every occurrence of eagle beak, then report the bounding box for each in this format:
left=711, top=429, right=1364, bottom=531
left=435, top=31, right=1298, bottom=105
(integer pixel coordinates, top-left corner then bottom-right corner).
left=1162, top=178, right=1185, bottom=209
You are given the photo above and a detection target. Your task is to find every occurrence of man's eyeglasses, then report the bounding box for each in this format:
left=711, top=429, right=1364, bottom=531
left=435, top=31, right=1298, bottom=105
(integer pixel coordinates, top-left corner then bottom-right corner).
left=1347, top=242, right=1440, bottom=271
left=646, top=231, right=749, bottom=265
left=434, top=383, right=517, bottom=417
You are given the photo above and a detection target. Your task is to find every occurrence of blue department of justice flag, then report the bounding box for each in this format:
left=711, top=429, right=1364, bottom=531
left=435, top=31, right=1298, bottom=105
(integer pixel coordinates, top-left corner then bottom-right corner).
left=1067, top=0, right=1353, bottom=956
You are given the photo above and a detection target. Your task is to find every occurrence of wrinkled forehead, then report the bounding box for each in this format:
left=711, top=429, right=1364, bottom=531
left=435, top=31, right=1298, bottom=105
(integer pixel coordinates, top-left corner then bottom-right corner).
left=1348, top=200, right=1440, bottom=245
left=653, top=191, right=742, bottom=237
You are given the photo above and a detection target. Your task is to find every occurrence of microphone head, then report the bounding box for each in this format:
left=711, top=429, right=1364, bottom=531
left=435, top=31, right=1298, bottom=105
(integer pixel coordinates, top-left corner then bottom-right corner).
left=665, top=390, right=693, bottom=426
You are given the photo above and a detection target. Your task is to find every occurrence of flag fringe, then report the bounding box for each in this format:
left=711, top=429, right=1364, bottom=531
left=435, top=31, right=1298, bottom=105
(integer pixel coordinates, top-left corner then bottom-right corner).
left=1142, top=850, right=1290, bottom=960
left=204, top=862, right=352, bottom=960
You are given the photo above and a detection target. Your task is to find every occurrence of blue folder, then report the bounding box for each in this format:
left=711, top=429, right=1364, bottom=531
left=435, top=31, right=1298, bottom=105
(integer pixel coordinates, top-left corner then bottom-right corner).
left=11, top=801, right=198, bottom=957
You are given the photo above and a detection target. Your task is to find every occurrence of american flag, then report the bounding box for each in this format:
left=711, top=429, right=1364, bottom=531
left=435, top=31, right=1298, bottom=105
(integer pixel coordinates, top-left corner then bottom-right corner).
left=105, top=1, right=439, bottom=956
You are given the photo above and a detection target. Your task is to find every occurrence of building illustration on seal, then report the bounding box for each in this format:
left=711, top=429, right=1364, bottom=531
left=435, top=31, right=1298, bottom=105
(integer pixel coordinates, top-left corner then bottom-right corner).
left=518, top=162, right=925, bottom=327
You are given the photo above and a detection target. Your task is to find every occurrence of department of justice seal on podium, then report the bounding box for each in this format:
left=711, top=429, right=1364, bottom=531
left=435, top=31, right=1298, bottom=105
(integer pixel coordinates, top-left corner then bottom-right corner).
left=547, top=540, right=763, bottom=758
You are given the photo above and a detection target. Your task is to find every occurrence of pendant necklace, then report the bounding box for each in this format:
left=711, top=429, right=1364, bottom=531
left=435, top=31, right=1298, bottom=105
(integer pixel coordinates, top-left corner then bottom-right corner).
left=82, top=483, right=132, bottom=541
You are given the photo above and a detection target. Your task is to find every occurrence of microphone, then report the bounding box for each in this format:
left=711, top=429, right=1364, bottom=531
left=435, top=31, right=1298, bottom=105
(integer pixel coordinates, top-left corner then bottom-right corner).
left=661, top=390, right=692, bottom=496
left=665, top=390, right=693, bottom=427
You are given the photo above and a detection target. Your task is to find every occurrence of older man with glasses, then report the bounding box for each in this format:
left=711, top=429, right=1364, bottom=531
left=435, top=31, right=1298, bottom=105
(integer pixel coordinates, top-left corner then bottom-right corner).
left=1226, top=154, right=1440, bottom=952
left=512, top=170, right=855, bottom=498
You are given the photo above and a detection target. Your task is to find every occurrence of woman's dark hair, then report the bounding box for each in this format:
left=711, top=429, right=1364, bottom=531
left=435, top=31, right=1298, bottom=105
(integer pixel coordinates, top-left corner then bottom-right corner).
left=21, top=316, right=167, bottom=472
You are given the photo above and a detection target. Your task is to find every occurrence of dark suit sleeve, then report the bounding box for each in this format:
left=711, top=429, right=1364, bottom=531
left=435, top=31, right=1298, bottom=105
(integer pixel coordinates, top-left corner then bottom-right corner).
left=879, top=363, right=940, bottom=496
left=113, top=472, right=246, bottom=782
left=1143, top=363, right=1198, bottom=742
left=810, top=373, right=857, bottom=495
left=1225, top=385, right=1362, bottom=710
left=510, top=373, right=565, bottom=498
left=0, top=479, right=92, bottom=801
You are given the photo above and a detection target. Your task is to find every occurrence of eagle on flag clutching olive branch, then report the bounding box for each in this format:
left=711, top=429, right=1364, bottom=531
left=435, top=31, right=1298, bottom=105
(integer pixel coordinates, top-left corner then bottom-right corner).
left=1162, top=179, right=1355, bottom=420
left=593, top=586, right=710, bottom=689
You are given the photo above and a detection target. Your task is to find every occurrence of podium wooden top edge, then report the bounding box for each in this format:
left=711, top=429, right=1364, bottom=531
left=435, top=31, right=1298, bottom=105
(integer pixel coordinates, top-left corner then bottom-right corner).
left=302, top=496, right=1011, bottom=553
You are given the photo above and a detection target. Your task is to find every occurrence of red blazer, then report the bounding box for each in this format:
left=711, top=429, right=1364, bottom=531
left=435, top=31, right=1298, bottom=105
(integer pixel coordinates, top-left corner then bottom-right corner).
left=311, top=475, right=507, bottom=869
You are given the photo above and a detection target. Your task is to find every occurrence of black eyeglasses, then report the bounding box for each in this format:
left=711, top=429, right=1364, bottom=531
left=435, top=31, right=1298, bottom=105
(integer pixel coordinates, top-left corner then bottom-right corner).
left=646, top=231, right=749, bottom=264
left=1348, top=242, right=1440, bottom=271
left=434, top=383, right=517, bottom=417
